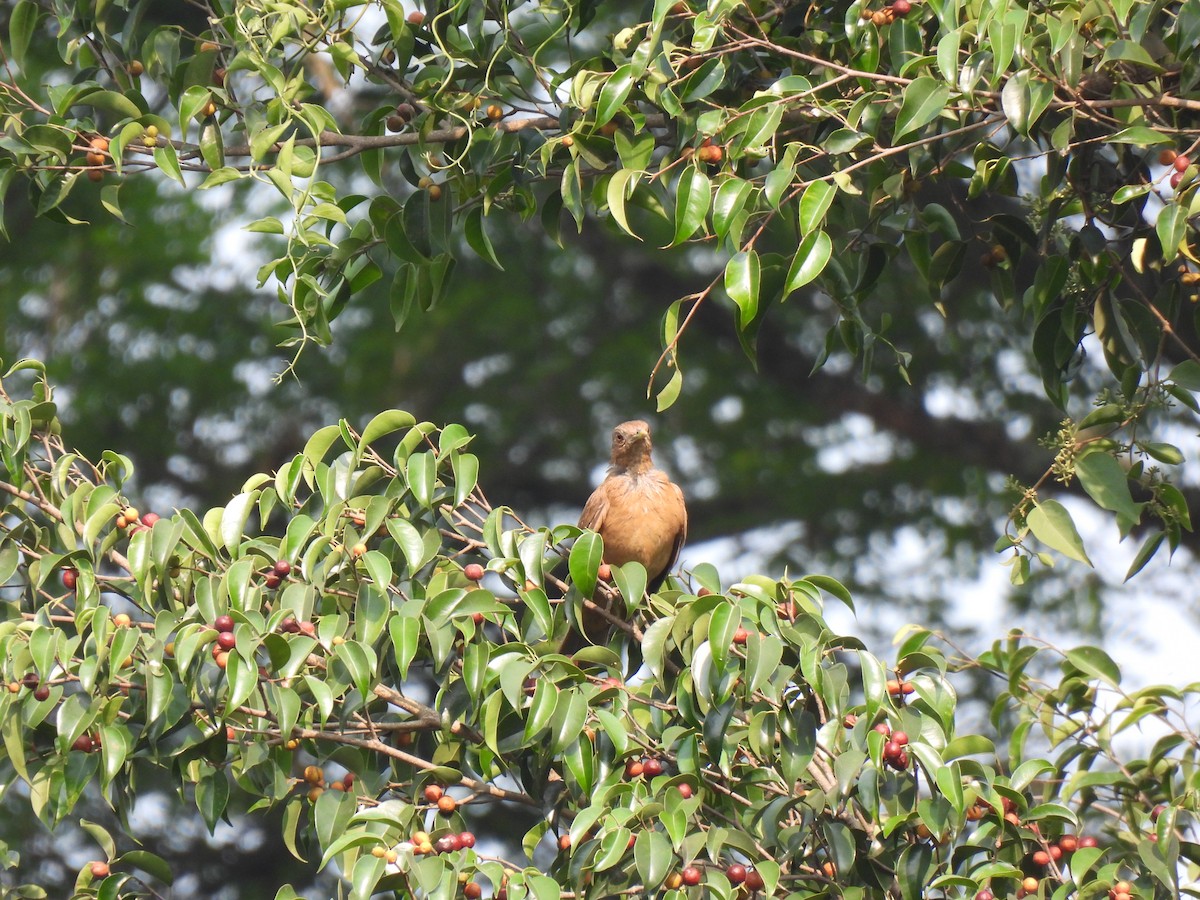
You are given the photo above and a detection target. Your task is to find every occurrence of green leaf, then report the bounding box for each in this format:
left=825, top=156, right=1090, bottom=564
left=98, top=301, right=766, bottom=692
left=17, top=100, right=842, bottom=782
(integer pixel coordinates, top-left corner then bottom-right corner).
left=219, top=491, right=258, bottom=555
left=1169, top=360, right=1200, bottom=391
left=1141, top=441, right=1184, bottom=465
left=75, top=89, right=143, bottom=119
left=1125, top=530, right=1164, bottom=581
left=673, top=167, right=711, bottom=245
left=570, top=531, right=603, bottom=599
left=596, top=65, right=636, bottom=127
left=893, top=76, right=951, bottom=141
left=1075, top=452, right=1142, bottom=524
left=725, top=250, right=760, bottom=331
left=1064, top=645, right=1121, bottom=687
left=9, top=1, right=39, bottom=70
left=464, top=207, right=504, bottom=270
left=712, top=177, right=752, bottom=243
left=153, top=145, right=185, bottom=186
left=1027, top=500, right=1092, bottom=565
left=798, top=181, right=836, bottom=236
left=1157, top=203, right=1187, bottom=261
left=655, top=367, right=683, bottom=412
left=784, top=230, right=832, bottom=295
left=606, top=169, right=642, bottom=240
left=360, top=409, right=416, bottom=448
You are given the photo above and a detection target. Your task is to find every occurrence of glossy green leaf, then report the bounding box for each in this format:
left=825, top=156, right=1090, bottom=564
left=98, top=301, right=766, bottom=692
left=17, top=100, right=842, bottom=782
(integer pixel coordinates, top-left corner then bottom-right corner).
left=725, top=250, right=760, bottom=331
left=673, top=167, right=711, bottom=245
left=893, top=77, right=951, bottom=141
left=784, top=230, right=832, bottom=295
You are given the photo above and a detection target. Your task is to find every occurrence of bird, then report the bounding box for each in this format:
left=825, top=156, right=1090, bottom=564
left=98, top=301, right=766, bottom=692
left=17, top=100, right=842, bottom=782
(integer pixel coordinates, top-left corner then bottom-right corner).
left=565, top=420, right=687, bottom=652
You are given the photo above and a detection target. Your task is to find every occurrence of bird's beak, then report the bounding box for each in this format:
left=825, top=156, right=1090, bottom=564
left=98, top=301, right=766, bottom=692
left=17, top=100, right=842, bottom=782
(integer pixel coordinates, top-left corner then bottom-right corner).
left=632, top=429, right=649, bottom=443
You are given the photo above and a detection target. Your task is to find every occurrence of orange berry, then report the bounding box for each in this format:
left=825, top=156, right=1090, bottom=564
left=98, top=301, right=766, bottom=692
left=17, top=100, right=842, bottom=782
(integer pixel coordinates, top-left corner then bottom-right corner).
left=1022, top=877, right=1040, bottom=893
left=437, top=795, right=457, bottom=814
left=303, top=765, right=324, bottom=785
left=89, top=861, right=110, bottom=878
left=423, top=784, right=444, bottom=802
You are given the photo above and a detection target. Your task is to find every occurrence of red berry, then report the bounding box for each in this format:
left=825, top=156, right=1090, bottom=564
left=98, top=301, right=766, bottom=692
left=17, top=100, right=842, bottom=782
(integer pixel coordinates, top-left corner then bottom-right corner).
left=892, top=750, right=909, bottom=769
left=217, top=630, right=236, bottom=650
left=597, top=563, right=612, bottom=582
left=1058, top=835, right=1079, bottom=852
left=1151, top=804, right=1166, bottom=822
left=1032, top=850, right=1051, bottom=866
left=33, top=685, right=50, bottom=701
left=1171, top=171, right=1184, bottom=188
left=273, top=559, right=292, bottom=576
left=1174, top=154, right=1190, bottom=172
left=141, top=512, right=160, bottom=526
left=463, top=884, right=482, bottom=900
left=213, top=615, right=234, bottom=632
left=745, top=869, right=765, bottom=891
left=676, top=783, right=695, bottom=798
left=62, top=567, right=78, bottom=590
left=265, top=573, right=282, bottom=589
left=1079, top=836, right=1099, bottom=848
left=891, top=0, right=911, bottom=15
left=625, top=759, right=644, bottom=778
left=891, top=730, right=909, bottom=745
left=435, top=835, right=457, bottom=854
left=681, top=866, right=703, bottom=886
left=423, top=784, right=444, bottom=803
left=727, top=864, right=747, bottom=884
left=298, top=620, right=316, bottom=635
left=558, top=834, right=572, bottom=851
left=976, top=891, right=994, bottom=900
left=872, top=722, right=891, bottom=736
left=883, top=740, right=902, bottom=760
left=72, top=734, right=94, bottom=752
left=643, top=757, right=664, bottom=777
left=732, top=626, right=749, bottom=645
left=1049, top=845, right=1063, bottom=861
left=89, top=861, right=110, bottom=878
left=458, top=831, right=476, bottom=848
left=464, top=563, right=485, bottom=581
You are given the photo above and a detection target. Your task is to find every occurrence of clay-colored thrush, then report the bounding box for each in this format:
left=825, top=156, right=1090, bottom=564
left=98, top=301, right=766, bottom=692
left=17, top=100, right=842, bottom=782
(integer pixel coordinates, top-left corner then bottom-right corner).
left=566, top=420, right=687, bottom=650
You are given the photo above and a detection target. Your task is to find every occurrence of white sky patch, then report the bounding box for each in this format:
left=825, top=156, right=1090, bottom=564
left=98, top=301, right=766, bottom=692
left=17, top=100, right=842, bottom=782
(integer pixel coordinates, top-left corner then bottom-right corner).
left=814, top=413, right=897, bottom=474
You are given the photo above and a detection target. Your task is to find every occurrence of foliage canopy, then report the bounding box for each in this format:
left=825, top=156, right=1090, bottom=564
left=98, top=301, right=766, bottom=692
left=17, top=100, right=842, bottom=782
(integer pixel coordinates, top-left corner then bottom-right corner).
left=1, top=360, right=1198, bottom=899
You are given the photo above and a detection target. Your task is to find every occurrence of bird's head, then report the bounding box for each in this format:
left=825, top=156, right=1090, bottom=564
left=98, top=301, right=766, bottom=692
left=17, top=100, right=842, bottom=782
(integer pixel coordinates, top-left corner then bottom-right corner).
left=610, top=420, right=653, bottom=471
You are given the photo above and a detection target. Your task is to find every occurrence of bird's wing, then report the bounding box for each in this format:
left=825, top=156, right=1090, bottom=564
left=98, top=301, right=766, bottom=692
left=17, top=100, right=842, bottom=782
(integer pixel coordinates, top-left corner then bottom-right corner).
left=667, top=481, right=687, bottom=569
left=578, top=481, right=609, bottom=533
left=650, top=480, right=687, bottom=592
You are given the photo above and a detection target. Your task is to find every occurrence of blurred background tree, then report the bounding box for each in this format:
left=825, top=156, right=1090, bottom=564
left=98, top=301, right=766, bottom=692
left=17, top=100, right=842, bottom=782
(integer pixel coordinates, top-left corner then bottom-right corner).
left=2, top=0, right=1200, bottom=891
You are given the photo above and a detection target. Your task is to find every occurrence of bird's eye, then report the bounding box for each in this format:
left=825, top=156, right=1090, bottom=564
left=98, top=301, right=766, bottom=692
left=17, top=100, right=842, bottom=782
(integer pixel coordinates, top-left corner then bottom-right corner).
left=615, top=434, right=626, bottom=444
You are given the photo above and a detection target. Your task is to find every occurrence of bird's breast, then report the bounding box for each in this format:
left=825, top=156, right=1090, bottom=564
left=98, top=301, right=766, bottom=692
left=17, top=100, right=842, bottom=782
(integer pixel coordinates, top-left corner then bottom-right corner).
left=597, top=474, right=682, bottom=576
